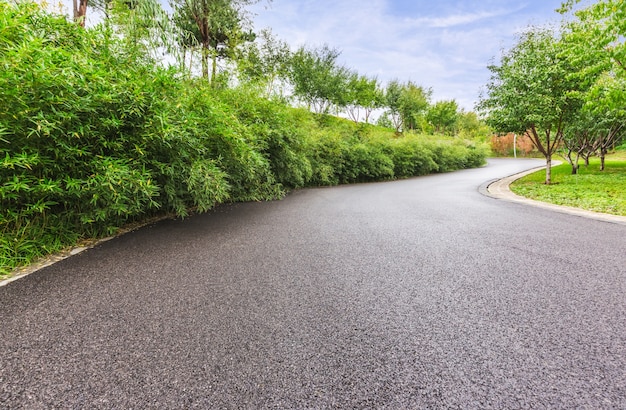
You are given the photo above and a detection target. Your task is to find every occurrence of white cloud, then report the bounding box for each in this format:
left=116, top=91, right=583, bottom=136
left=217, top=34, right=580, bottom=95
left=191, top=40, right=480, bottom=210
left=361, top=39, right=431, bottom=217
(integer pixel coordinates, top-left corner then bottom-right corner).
left=405, top=9, right=515, bottom=28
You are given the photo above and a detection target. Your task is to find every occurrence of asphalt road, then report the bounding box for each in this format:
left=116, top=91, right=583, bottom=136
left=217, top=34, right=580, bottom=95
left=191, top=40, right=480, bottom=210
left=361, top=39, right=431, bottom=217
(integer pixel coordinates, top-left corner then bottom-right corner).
left=2, top=158, right=625, bottom=409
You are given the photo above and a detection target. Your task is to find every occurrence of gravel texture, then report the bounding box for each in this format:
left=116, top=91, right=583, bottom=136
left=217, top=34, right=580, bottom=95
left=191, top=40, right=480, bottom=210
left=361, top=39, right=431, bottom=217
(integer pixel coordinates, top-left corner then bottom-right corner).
left=1, top=158, right=625, bottom=409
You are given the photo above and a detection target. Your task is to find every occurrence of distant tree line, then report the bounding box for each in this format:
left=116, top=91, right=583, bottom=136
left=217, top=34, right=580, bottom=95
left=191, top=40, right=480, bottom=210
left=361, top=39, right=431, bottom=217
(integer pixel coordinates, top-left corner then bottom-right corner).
left=241, top=35, right=488, bottom=137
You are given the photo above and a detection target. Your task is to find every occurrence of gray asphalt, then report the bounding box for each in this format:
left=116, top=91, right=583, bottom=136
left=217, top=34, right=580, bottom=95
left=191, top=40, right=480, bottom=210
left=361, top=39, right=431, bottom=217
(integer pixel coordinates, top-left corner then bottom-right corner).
left=1, top=158, right=625, bottom=409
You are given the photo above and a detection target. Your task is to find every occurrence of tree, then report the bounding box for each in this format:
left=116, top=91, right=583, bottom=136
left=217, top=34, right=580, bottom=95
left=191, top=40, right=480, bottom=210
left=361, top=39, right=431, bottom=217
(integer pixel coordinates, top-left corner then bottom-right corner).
left=73, top=0, right=89, bottom=26
left=560, top=0, right=626, bottom=76
left=70, top=0, right=111, bottom=26
left=586, top=74, right=626, bottom=170
left=383, top=80, right=404, bottom=133
left=399, top=82, right=431, bottom=132
left=289, top=44, right=349, bottom=114
left=560, top=0, right=626, bottom=171
left=107, top=0, right=178, bottom=62
left=561, top=110, right=594, bottom=174
left=343, top=73, right=383, bottom=124
left=457, top=110, right=491, bottom=140
left=427, top=100, right=459, bottom=135
left=382, top=80, right=431, bottom=133
left=359, top=76, right=384, bottom=124
left=237, top=29, right=292, bottom=98
left=170, top=0, right=259, bottom=83
left=478, top=28, right=583, bottom=184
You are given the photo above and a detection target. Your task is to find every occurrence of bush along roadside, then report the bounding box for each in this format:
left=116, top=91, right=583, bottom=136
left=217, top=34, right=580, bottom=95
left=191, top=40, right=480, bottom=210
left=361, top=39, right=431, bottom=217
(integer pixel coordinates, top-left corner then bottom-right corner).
left=0, top=3, right=487, bottom=277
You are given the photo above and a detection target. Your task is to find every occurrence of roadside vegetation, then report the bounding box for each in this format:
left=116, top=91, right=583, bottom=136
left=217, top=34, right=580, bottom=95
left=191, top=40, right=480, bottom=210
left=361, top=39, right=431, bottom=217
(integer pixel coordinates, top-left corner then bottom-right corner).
left=480, top=0, right=625, bottom=219
left=0, top=1, right=488, bottom=277
left=511, top=151, right=626, bottom=216
left=479, top=0, right=625, bottom=185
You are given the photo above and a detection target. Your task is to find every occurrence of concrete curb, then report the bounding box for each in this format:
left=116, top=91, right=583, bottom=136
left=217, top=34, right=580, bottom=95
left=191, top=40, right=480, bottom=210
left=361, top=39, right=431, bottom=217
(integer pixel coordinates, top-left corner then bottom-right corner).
left=482, top=165, right=626, bottom=226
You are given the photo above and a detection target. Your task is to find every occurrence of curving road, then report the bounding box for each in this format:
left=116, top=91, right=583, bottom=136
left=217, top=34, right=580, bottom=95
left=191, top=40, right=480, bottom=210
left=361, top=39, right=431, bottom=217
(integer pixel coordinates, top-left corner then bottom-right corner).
left=1, top=158, right=625, bottom=408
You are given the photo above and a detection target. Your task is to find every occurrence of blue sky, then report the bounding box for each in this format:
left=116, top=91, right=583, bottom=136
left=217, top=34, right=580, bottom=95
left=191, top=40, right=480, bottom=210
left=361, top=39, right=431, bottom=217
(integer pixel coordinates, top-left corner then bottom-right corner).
left=248, top=0, right=569, bottom=110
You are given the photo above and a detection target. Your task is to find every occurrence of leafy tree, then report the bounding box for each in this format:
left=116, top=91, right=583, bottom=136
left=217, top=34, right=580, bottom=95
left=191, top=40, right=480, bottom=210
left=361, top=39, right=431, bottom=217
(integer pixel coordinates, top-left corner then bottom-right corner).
left=399, top=82, right=431, bottom=132
left=382, top=80, right=431, bottom=133
left=107, top=0, right=178, bottom=62
left=375, top=112, right=394, bottom=130
left=560, top=0, right=626, bottom=170
left=560, top=0, right=626, bottom=76
left=237, top=29, right=292, bottom=98
left=561, top=109, right=595, bottom=174
left=344, top=72, right=383, bottom=124
left=360, top=78, right=384, bottom=124
left=383, top=80, right=404, bottom=133
left=427, top=100, right=459, bottom=135
left=560, top=76, right=625, bottom=174
left=478, top=28, right=583, bottom=184
left=289, top=44, right=350, bottom=114
left=585, top=74, right=626, bottom=170
left=170, top=0, right=258, bottom=83
left=457, top=110, right=491, bottom=140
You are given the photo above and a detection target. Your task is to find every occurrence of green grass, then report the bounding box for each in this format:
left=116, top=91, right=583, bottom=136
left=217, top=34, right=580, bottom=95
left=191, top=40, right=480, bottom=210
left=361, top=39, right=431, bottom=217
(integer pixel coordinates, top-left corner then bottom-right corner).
left=510, top=152, right=626, bottom=216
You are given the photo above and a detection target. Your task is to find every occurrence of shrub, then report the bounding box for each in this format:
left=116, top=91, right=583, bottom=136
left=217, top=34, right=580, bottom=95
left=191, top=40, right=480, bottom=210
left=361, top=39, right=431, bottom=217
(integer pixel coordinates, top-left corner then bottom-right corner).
left=384, top=137, right=439, bottom=177
left=215, top=87, right=313, bottom=189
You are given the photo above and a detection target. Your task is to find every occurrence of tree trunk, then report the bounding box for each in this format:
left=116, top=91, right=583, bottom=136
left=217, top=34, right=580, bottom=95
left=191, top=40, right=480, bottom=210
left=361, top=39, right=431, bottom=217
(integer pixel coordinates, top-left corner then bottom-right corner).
left=73, top=0, right=88, bottom=27
left=565, top=149, right=577, bottom=175
left=211, top=53, right=218, bottom=87
left=188, top=47, right=194, bottom=78
left=201, top=45, right=209, bottom=79
left=545, top=156, right=552, bottom=185
left=600, top=149, right=606, bottom=171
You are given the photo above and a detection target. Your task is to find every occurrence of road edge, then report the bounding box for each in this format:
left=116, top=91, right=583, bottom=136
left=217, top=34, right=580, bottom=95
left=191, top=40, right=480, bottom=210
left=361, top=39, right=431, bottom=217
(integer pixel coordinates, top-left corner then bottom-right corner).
left=0, top=214, right=174, bottom=288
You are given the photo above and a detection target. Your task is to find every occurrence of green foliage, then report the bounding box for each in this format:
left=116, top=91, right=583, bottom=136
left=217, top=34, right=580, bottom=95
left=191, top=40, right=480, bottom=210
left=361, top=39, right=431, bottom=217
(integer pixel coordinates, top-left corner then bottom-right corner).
left=384, top=137, right=438, bottom=178
left=0, top=2, right=486, bottom=277
left=170, top=0, right=259, bottom=81
left=343, top=72, right=384, bottom=124
left=289, top=44, right=350, bottom=114
left=303, top=118, right=486, bottom=185
left=481, top=1, right=626, bottom=181
left=398, top=83, right=432, bottom=132
left=215, top=86, right=313, bottom=189
left=560, top=0, right=626, bottom=80
left=478, top=28, right=586, bottom=184
left=382, top=80, right=432, bottom=133
left=457, top=111, right=492, bottom=141
left=427, top=100, right=459, bottom=135
left=237, top=29, right=292, bottom=98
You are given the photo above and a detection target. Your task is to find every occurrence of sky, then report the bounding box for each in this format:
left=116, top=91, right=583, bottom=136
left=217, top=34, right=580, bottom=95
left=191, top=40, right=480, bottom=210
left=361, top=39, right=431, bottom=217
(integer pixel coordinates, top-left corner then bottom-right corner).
left=248, top=0, right=569, bottom=111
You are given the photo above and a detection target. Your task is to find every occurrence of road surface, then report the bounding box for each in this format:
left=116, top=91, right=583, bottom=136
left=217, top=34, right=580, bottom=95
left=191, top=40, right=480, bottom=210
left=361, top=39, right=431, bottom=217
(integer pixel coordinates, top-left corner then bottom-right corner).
left=1, top=158, right=625, bottom=408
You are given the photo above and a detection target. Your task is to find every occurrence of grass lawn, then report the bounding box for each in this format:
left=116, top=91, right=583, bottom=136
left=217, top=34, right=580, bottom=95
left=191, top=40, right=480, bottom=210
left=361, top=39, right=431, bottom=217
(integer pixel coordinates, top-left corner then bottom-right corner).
left=510, top=152, right=626, bottom=216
